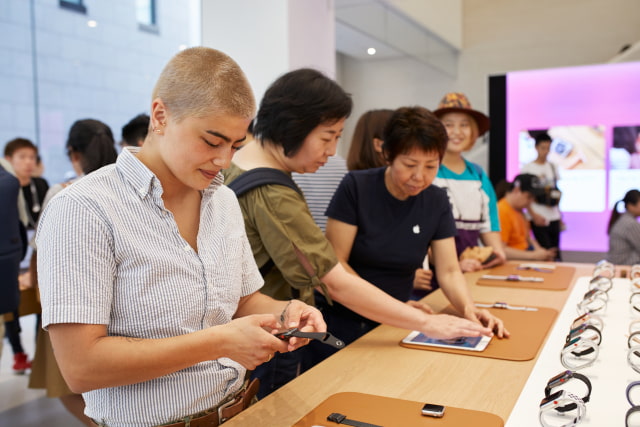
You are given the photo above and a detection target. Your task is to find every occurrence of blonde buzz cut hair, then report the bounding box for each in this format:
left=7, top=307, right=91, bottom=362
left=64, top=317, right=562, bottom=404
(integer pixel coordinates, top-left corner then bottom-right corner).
left=152, top=47, right=255, bottom=122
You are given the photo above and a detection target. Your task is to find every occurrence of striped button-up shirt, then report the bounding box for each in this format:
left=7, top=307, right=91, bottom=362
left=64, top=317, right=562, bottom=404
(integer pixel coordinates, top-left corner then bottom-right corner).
left=36, top=148, right=263, bottom=427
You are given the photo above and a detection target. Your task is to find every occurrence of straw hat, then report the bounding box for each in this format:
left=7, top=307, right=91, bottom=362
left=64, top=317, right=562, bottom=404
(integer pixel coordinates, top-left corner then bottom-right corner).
left=433, top=93, right=490, bottom=136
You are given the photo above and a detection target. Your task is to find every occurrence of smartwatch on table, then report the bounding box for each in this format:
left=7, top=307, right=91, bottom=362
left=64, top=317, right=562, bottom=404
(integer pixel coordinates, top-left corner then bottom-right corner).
left=630, top=292, right=640, bottom=313
left=566, top=324, right=602, bottom=347
left=588, top=275, right=612, bottom=293
left=544, top=370, right=592, bottom=412
left=561, top=336, right=599, bottom=370
left=571, top=313, right=604, bottom=332
left=631, top=264, right=640, bottom=279
left=539, top=390, right=585, bottom=427
left=577, top=289, right=607, bottom=314
left=628, top=346, right=640, bottom=374
left=593, top=260, right=615, bottom=279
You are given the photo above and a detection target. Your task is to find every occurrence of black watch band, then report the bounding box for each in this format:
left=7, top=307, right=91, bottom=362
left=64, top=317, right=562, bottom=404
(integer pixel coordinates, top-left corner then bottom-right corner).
left=276, top=328, right=345, bottom=349
left=544, top=371, right=592, bottom=412
left=626, top=405, right=640, bottom=427
left=327, top=412, right=383, bottom=427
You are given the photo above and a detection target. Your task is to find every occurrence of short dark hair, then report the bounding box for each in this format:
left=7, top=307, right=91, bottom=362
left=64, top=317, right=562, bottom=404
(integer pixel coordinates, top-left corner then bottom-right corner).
left=4, top=138, right=37, bottom=158
left=253, top=68, right=353, bottom=157
left=382, top=106, right=448, bottom=163
left=121, top=114, right=150, bottom=147
left=67, top=119, right=118, bottom=174
left=534, top=132, right=552, bottom=146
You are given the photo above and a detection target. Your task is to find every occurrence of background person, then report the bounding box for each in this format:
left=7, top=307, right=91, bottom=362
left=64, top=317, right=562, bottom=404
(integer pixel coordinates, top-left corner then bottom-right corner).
left=496, top=174, right=557, bottom=261
left=0, top=158, right=25, bottom=366
left=224, top=69, right=495, bottom=399
left=346, top=109, right=393, bottom=171
left=119, top=113, right=150, bottom=148
left=3, top=137, right=49, bottom=374
left=607, top=189, right=640, bottom=265
left=432, top=93, right=505, bottom=275
left=36, top=47, right=323, bottom=427
left=520, top=131, right=562, bottom=260
left=29, top=118, right=118, bottom=426
left=323, top=106, right=508, bottom=362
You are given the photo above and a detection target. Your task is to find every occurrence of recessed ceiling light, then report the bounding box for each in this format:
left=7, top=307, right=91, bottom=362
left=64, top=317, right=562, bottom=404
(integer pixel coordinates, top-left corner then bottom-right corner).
left=367, top=47, right=376, bottom=55
left=87, top=20, right=97, bottom=28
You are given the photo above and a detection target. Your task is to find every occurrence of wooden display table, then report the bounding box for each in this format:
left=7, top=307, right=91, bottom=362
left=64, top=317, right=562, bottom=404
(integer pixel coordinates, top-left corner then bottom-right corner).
left=222, top=262, right=590, bottom=427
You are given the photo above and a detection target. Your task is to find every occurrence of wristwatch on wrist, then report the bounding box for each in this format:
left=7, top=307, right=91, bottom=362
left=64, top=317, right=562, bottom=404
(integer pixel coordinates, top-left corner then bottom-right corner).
left=326, top=413, right=382, bottom=427
left=544, top=370, right=592, bottom=412
left=588, top=275, right=612, bottom=293
left=539, top=390, right=585, bottom=427
left=561, top=336, right=599, bottom=370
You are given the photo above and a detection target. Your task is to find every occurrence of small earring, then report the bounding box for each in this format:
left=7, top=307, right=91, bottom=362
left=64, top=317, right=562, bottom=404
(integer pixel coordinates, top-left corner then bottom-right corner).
left=153, top=127, right=161, bottom=134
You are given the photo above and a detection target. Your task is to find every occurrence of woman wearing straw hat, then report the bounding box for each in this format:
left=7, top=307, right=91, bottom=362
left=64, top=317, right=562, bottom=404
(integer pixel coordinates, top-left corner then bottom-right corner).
left=431, top=93, right=506, bottom=276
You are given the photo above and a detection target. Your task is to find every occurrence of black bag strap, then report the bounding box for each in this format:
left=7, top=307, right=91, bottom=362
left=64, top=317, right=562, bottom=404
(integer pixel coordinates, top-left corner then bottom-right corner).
left=227, top=167, right=302, bottom=197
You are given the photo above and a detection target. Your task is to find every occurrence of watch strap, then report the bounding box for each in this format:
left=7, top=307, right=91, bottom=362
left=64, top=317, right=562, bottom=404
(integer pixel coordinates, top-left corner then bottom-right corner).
left=544, top=372, right=591, bottom=412
left=288, top=329, right=345, bottom=348
left=327, top=412, right=383, bottom=427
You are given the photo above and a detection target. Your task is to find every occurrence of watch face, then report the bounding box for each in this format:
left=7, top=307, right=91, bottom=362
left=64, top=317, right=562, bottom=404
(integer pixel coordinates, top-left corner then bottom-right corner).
left=563, top=336, right=581, bottom=349
left=540, top=390, right=564, bottom=408
left=548, top=371, right=571, bottom=387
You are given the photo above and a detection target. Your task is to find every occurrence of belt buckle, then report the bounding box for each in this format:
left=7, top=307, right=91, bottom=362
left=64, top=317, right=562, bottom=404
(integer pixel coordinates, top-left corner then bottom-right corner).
left=217, top=392, right=242, bottom=424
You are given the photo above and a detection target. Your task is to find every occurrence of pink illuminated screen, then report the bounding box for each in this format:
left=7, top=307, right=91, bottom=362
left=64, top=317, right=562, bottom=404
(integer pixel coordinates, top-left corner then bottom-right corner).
left=506, top=62, right=640, bottom=252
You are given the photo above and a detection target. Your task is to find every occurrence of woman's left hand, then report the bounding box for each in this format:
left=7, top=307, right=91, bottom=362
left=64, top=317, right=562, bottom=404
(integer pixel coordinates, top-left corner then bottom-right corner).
left=464, top=307, right=510, bottom=339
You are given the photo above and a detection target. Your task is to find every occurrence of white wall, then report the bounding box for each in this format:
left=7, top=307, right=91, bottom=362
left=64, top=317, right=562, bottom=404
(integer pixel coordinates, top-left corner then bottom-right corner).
left=201, top=0, right=336, bottom=106
left=0, top=0, right=195, bottom=184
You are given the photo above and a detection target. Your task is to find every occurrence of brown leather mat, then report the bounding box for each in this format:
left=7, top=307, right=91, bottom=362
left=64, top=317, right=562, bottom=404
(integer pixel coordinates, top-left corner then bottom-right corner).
left=292, top=391, right=504, bottom=427
left=476, top=264, right=575, bottom=290
left=399, top=305, right=558, bottom=361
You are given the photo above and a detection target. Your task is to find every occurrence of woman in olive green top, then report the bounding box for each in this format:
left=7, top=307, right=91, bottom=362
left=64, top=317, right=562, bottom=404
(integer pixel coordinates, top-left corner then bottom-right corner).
left=224, top=68, right=505, bottom=398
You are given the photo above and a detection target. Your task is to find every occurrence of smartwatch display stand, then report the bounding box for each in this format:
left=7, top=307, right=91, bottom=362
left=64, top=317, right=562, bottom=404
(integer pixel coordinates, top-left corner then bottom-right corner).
left=477, top=264, right=576, bottom=290
left=507, top=276, right=639, bottom=426
left=400, top=305, right=558, bottom=361
left=292, top=392, right=504, bottom=427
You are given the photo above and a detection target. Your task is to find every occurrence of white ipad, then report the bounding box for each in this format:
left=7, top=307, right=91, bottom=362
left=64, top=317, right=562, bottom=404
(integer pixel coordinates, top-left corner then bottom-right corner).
left=402, top=331, right=492, bottom=352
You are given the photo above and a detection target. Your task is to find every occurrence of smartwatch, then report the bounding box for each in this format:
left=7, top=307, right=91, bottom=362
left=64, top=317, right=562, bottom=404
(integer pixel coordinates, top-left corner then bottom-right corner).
left=630, top=320, right=640, bottom=335
left=561, top=336, right=599, bottom=370
left=631, top=264, right=640, bottom=279
left=593, top=259, right=615, bottom=279
left=577, top=289, right=607, bottom=314
left=629, top=331, right=640, bottom=349
left=632, top=278, right=640, bottom=290
left=326, top=413, right=382, bottom=427
left=588, top=275, right=612, bottom=293
left=571, top=313, right=604, bottom=332
left=627, top=381, right=640, bottom=406
left=539, top=390, right=585, bottom=427
left=630, top=292, right=640, bottom=313
left=626, top=406, right=640, bottom=427
left=544, top=370, right=592, bottom=412
left=628, top=346, right=640, bottom=374
left=566, top=323, right=602, bottom=347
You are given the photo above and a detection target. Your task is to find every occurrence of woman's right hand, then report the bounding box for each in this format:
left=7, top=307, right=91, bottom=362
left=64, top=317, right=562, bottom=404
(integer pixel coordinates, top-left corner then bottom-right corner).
left=413, top=268, right=433, bottom=291
left=420, top=313, right=492, bottom=340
